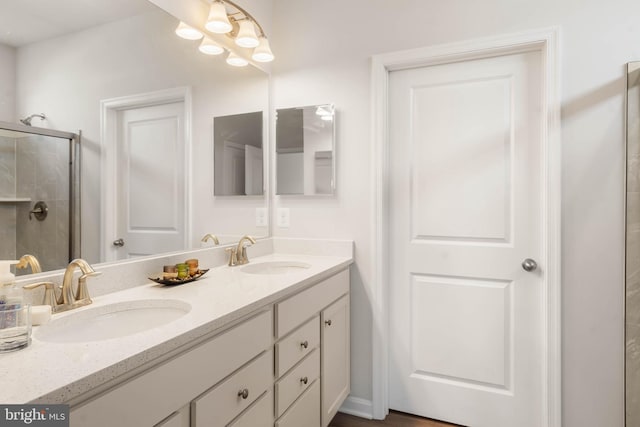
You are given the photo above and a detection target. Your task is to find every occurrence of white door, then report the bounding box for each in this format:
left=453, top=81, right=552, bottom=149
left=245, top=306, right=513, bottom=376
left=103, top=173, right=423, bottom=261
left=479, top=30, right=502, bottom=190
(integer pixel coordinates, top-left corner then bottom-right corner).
left=115, top=102, right=186, bottom=259
left=223, top=141, right=245, bottom=195
left=388, top=51, right=543, bottom=427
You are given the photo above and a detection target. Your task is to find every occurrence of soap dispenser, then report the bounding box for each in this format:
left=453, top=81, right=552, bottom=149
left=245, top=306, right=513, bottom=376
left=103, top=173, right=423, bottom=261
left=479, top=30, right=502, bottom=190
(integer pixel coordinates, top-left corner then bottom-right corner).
left=0, top=260, right=21, bottom=309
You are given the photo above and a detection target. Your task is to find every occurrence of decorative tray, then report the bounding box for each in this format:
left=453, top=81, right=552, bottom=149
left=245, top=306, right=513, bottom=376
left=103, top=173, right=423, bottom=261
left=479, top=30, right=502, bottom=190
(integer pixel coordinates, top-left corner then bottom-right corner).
left=148, top=269, right=209, bottom=286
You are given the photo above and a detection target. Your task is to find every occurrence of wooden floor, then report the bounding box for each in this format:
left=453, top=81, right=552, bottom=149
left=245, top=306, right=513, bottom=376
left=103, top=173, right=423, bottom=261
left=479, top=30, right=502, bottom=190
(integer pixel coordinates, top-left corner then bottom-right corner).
left=329, top=411, right=462, bottom=427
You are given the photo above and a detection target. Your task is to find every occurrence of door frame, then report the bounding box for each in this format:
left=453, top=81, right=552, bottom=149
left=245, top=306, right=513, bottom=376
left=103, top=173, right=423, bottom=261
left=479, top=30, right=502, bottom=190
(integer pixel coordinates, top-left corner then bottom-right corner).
left=100, top=87, right=192, bottom=261
left=370, top=28, right=561, bottom=426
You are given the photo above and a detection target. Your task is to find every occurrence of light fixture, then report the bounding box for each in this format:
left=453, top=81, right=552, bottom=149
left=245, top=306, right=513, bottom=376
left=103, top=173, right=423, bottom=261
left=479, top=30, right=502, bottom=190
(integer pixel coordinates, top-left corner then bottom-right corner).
left=226, top=51, right=249, bottom=67
left=252, top=37, right=274, bottom=62
left=235, top=20, right=259, bottom=48
left=205, top=1, right=232, bottom=34
left=175, top=21, right=203, bottom=40
left=199, top=37, right=224, bottom=55
left=174, top=0, right=274, bottom=66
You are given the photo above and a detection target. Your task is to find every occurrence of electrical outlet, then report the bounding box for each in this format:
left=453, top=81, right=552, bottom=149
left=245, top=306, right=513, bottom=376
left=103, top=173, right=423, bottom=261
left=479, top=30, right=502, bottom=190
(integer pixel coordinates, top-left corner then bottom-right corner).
left=277, top=208, right=290, bottom=228
left=255, top=208, right=268, bottom=227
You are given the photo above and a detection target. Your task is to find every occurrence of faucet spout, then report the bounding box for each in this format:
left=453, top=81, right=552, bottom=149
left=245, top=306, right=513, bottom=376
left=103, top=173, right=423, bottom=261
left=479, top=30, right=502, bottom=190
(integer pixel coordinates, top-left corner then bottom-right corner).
left=201, top=233, right=220, bottom=245
left=235, top=235, right=257, bottom=265
left=60, top=259, right=100, bottom=307
left=16, top=254, right=42, bottom=274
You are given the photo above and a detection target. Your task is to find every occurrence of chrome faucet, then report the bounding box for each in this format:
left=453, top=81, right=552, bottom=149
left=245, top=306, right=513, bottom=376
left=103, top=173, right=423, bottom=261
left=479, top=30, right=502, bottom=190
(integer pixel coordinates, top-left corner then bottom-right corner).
left=235, top=235, right=256, bottom=265
left=201, top=233, right=220, bottom=245
left=25, top=259, right=100, bottom=313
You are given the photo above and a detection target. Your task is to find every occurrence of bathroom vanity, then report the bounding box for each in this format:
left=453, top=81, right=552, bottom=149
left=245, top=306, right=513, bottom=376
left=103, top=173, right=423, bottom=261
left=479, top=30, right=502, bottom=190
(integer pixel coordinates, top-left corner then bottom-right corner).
left=0, top=243, right=352, bottom=427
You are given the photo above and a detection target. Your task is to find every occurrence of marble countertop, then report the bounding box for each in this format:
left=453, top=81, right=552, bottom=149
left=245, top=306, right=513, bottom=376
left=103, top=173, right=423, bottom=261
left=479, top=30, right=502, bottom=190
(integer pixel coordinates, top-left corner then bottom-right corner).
left=0, top=252, right=352, bottom=404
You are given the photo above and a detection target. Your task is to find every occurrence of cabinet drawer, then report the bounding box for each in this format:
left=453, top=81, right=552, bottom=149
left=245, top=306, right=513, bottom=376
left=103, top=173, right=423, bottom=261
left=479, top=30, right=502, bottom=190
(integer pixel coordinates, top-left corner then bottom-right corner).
left=276, top=316, right=319, bottom=377
left=71, top=310, right=272, bottom=427
left=276, top=269, right=349, bottom=338
left=275, top=348, right=320, bottom=418
left=228, top=390, right=273, bottom=427
left=275, top=380, right=320, bottom=427
left=192, top=349, right=273, bottom=427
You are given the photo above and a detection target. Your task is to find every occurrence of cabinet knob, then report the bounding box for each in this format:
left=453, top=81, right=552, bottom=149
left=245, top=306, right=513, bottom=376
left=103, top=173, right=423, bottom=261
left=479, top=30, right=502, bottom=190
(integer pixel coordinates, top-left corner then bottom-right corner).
left=300, top=376, right=308, bottom=385
left=237, top=388, right=249, bottom=399
left=300, top=340, right=309, bottom=349
left=325, top=319, right=332, bottom=326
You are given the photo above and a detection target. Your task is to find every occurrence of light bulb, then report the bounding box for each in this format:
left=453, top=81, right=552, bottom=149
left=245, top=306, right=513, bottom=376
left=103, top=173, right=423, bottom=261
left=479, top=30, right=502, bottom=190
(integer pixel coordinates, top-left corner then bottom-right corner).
left=205, top=1, right=232, bottom=34
left=199, top=37, right=224, bottom=55
left=226, top=51, right=249, bottom=67
left=235, top=20, right=259, bottom=48
left=175, top=21, right=203, bottom=40
left=252, top=37, right=274, bottom=62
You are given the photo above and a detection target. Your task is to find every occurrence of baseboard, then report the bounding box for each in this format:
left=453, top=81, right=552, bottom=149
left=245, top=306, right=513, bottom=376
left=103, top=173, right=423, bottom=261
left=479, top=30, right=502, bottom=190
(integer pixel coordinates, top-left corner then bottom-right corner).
left=339, top=396, right=374, bottom=419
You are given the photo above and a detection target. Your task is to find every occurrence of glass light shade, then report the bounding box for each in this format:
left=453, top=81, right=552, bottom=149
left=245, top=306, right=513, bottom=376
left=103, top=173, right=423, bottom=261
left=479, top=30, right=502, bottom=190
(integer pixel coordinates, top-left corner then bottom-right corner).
left=252, top=37, right=274, bottom=62
left=205, top=2, right=232, bottom=34
left=235, top=20, right=259, bottom=48
left=226, top=51, right=249, bottom=67
left=175, top=22, right=203, bottom=40
left=199, top=37, right=224, bottom=55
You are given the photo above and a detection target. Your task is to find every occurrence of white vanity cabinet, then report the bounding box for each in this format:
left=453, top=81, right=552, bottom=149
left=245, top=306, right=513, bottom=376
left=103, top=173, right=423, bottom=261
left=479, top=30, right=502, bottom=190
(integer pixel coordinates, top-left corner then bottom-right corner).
left=68, top=267, right=350, bottom=427
left=274, top=269, right=350, bottom=427
left=70, top=310, right=273, bottom=427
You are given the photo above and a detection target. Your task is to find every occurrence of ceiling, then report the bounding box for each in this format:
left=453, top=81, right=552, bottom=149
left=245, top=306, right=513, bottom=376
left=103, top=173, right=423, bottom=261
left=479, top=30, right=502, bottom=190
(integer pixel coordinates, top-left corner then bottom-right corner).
left=0, top=0, right=158, bottom=47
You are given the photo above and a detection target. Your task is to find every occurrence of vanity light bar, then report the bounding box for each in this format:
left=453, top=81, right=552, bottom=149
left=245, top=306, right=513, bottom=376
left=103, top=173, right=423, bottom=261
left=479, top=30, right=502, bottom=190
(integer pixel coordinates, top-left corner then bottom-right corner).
left=174, top=0, right=274, bottom=66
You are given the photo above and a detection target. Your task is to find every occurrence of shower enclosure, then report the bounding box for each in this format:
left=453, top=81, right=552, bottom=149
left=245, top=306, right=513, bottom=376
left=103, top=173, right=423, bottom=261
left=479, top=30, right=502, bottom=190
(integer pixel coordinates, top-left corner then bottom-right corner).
left=0, top=121, right=80, bottom=274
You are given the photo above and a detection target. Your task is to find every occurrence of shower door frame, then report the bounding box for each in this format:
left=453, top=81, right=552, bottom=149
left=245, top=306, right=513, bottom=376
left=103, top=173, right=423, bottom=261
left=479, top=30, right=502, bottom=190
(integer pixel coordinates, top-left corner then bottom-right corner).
left=0, top=120, right=81, bottom=265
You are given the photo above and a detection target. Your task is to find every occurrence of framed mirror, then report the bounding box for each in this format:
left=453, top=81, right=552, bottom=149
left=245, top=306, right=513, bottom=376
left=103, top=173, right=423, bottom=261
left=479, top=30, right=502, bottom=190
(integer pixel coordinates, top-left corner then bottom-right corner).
left=214, top=111, right=264, bottom=196
left=0, top=0, right=269, bottom=273
left=276, top=104, right=335, bottom=195
left=626, top=61, right=640, bottom=427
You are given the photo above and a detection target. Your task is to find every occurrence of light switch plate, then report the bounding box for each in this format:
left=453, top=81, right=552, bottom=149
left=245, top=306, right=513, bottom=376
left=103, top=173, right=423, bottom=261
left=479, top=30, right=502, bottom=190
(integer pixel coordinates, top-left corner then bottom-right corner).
left=277, top=208, right=290, bottom=228
left=255, top=208, right=268, bottom=227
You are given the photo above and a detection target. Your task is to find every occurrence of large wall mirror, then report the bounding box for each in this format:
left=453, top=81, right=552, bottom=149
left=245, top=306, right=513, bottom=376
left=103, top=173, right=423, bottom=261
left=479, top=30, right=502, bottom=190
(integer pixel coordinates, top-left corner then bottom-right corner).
left=276, top=104, right=335, bottom=195
left=0, top=0, right=269, bottom=274
left=626, top=61, right=640, bottom=427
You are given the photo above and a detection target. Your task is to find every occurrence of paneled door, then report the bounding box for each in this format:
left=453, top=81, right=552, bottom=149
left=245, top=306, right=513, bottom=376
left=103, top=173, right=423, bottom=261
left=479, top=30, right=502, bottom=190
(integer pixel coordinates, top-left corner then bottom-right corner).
left=115, top=101, right=186, bottom=259
left=388, top=50, right=544, bottom=427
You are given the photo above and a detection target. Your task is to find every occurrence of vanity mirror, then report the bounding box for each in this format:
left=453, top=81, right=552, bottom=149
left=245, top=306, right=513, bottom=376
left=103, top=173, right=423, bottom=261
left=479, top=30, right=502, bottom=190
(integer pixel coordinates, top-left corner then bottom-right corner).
left=214, top=111, right=264, bottom=196
left=276, top=104, right=335, bottom=195
left=626, top=61, right=640, bottom=427
left=0, top=0, right=269, bottom=273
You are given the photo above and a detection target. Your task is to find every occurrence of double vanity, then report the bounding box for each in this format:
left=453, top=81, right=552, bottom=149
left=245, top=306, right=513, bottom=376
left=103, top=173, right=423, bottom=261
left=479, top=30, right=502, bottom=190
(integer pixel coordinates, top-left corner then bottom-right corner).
left=0, top=238, right=353, bottom=427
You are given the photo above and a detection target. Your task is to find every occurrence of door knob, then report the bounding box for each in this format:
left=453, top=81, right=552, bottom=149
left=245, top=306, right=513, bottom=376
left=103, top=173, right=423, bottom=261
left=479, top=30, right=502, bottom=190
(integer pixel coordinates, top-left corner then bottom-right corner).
left=521, top=258, right=538, bottom=272
left=113, top=238, right=125, bottom=247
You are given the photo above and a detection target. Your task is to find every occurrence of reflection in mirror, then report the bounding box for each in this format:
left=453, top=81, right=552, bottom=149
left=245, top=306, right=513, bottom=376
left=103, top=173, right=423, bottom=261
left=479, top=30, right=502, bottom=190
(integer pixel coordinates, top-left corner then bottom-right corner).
left=0, top=123, right=80, bottom=274
left=0, top=0, right=270, bottom=273
left=214, top=112, right=264, bottom=196
left=276, top=104, right=335, bottom=195
left=626, top=61, right=640, bottom=427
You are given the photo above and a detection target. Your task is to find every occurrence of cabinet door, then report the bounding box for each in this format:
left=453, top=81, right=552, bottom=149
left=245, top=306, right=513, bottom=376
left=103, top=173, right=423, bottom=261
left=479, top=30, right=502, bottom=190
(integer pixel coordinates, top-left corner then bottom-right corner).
left=321, top=295, right=350, bottom=427
left=154, top=404, right=189, bottom=427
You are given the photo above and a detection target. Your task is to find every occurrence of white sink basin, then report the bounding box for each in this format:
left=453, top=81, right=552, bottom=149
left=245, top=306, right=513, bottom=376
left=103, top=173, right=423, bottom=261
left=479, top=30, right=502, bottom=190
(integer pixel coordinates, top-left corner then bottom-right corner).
left=36, top=299, right=191, bottom=343
left=241, top=261, right=311, bottom=275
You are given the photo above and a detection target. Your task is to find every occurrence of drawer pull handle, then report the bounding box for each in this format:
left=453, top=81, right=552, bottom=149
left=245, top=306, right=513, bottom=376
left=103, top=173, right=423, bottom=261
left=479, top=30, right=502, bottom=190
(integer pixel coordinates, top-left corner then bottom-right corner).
left=301, top=340, right=309, bottom=349
left=325, top=319, right=332, bottom=326
left=300, top=376, right=309, bottom=385
left=237, top=388, right=249, bottom=400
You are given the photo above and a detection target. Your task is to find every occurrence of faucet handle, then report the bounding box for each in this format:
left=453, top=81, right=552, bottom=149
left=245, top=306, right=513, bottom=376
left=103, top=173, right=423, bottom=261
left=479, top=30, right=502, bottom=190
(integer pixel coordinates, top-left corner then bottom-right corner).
left=75, top=271, right=101, bottom=303
left=23, top=281, right=58, bottom=307
left=225, top=247, right=238, bottom=267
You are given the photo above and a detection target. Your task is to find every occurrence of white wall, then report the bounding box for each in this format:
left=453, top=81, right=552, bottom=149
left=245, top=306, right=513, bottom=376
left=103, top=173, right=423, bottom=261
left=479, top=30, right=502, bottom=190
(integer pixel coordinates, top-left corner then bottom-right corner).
left=15, top=8, right=269, bottom=263
left=271, top=0, right=637, bottom=425
left=0, top=43, right=16, bottom=122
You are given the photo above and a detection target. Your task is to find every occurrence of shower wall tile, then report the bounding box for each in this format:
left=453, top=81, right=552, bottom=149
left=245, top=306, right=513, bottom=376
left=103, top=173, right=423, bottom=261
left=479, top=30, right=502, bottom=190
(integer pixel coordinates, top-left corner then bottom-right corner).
left=15, top=135, right=71, bottom=272
left=0, top=205, right=16, bottom=259
left=0, top=136, right=16, bottom=197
